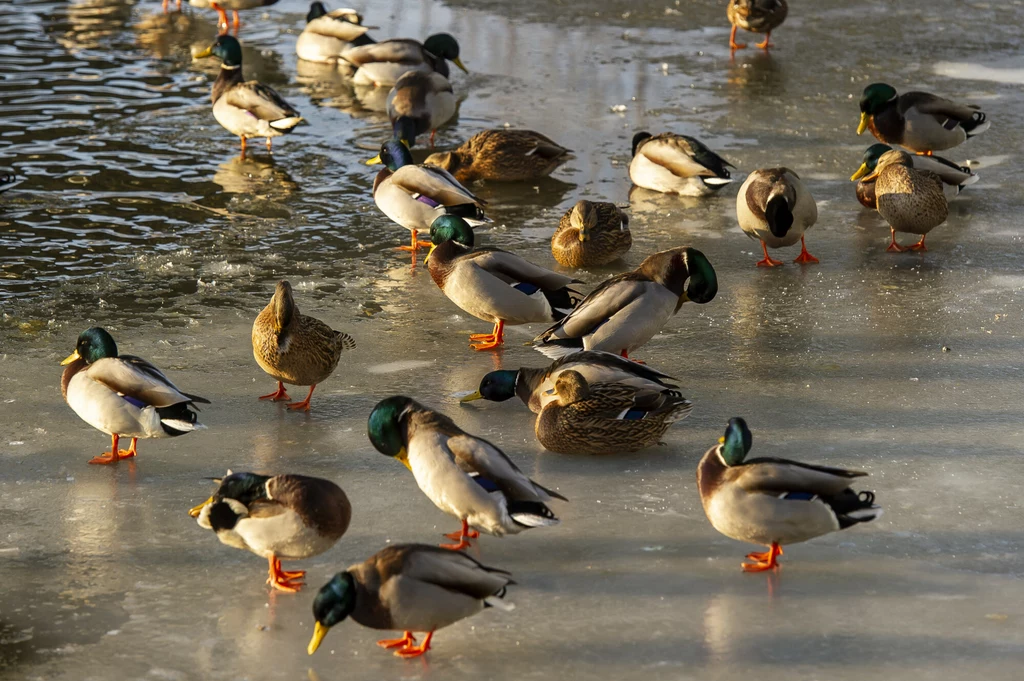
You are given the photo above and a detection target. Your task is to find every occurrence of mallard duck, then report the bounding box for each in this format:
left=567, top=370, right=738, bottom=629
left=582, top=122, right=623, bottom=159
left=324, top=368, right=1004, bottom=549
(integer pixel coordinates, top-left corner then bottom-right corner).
left=386, top=71, right=456, bottom=147
left=341, top=33, right=466, bottom=87
left=366, top=139, right=488, bottom=255
left=60, top=327, right=209, bottom=465
left=551, top=200, right=631, bottom=268
left=423, top=129, right=573, bottom=183
left=188, top=0, right=279, bottom=34
left=295, top=3, right=374, bottom=65
left=252, top=280, right=355, bottom=411
left=426, top=216, right=581, bottom=351
left=629, top=132, right=733, bottom=196
left=533, top=246, right=718, bottom=360
left=727, top=0, right=787, bottom=50
left=189, top=471, right=351, bottom=591
left=857, top=83, right=989, bottom=154
left=308, top=544, right=513, bottom=658
left=368, top=396, right=566, bottom=550
left=535, top=371, right=692, bottom=455
left=736, top=167, right=818, bottom=267
left=697, top=417, right=882, bottom=572
left=851, top=143, right=977, bottom=209
left=861, top=149, right=948, bottom=252
left=194, top=35, right=303, bottom=153
left=461, top=350, right=681, bottom=413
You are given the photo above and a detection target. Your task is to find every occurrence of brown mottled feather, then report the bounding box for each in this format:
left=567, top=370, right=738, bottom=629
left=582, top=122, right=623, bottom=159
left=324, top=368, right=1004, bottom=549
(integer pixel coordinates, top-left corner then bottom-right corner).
left=424, top=129, right=572, bottom=183
left=551, top=200, right=632, bottom=268
left=874, top=151, right=948, bottom=235
left=727, top=0, right=787, bottom=34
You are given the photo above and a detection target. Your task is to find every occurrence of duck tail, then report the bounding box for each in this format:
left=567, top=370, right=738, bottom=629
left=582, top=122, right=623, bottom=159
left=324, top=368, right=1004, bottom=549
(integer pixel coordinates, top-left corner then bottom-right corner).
left=962, top=110, right=989, bottom=137
left=270, top=116, right=304, bottom=131
left=829, top=490, right=883, bottom=529
left=444, top=203, right=488, bottom=224
left=157, top=403, right=205, bottom=436
left=662, top=396, right=695, bottom=423
left=509, top=500, right=560, bottom=528
left=532, top=337, right=584, bottom=360
left=483, top=596, right=516, bottom=612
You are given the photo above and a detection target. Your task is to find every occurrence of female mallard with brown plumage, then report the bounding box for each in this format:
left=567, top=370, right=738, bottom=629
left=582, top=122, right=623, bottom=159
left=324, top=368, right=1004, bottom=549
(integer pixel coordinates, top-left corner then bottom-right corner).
left=851, top=143, right=977, bottom=209
left=629, top=132, right=733, bottom=197
left=697, top=418, right=881, bottom=572
left=551, top=200, right=631, bottom=268
left=424, top=129, right=572, bottom=183
left=736, top=167, right=818, bottom=267
left=860, top=149, right=948, bottom=252
left=252, top=280, right=355, bottom=411
left=460, top=350, right=681, bottom=414
left=857, top=83, right=989, bottom=154
left=295, top=3, right=374, bottom=65
left=535, top=370, right=692, bottom=455
left=386, top=71, right=456, bottom=147
left=189, top=471, right=351, bottom=592
left=341, top=33, right=466, bottom=87
left=727, top=0, right=787, bottom=51
left=308, top=544, right=514, bottom=658
left=426, top=215, right=581, bottom=351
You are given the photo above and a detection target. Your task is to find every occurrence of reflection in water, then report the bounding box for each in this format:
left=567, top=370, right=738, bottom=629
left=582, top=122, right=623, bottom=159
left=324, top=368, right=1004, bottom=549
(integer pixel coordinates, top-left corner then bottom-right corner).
left=213, top=154, right=300, bottom=196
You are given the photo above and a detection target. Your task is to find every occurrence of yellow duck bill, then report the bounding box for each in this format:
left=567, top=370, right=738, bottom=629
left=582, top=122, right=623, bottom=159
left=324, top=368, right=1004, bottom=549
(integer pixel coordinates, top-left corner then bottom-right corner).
left=188, top=496, right=213, bottom=518
left=856, top=112, right=869, bottom=136
left=60, top=349, right=81, bottom=366
left=459, top=390, right=483, bottom=403
left=850, top=162, right=870, bottom=181
left=307, top=621, right=329, bottom=655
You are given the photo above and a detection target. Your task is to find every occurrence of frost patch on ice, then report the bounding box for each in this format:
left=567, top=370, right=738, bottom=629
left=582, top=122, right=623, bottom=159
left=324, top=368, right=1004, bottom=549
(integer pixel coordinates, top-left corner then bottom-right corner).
left=366, top=360, right=433, bottom=374
left=934, top=62, right=1024, bottom=85
left=987, top=275, right=1024, bottom=290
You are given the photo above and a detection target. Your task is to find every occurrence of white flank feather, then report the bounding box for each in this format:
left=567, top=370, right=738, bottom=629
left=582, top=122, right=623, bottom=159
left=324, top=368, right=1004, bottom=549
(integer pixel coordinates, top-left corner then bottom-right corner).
left=510, top=512, right=559, bottom=528
left=270, top=116, right=304, bottom=130
left=161, top=419, right=206, bottom=432
left=702, top=177, right=732, bottom=185
left=532, top=343, right=582, bottom=361
left=484, top=596, right=516, bottom=612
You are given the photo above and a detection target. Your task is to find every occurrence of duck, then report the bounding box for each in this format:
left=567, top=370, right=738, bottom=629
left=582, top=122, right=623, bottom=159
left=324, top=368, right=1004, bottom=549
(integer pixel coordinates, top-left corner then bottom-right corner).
left=629, top=132, right=733, bottom=197
left=533, top=246, right=718, bottom=360
left=308, top=544, right=514, bottom=658
left=189, top=471, right=350, bottom=591
left=194, top=35, right=303, bottom=153
left=295, top=3, right=374, bottom=65
left=460, top=350, right=682, bottom=414
left=851, top=143, right=977, bottom=209
left=551, top=200, right=632, bottom=268
left=697, top=417, right=882, bottom=572
left=60, top=327, right=208, bottom=465
left=736, top=167, right=818, bottom=267
left=426, top=216, right=581, bottom=351
left=252, top=280, right=355, bottom=411
left=857, top=83, right=989, bottom=154
left=188, top=0, right=279, bottom=35
left=341, top=33, right=466, bottom=87
left=423, top=129, right=573, bottom=183
left=727, top=0, right=787, bottom=50
left=861, top=149, right=948, bottom=252
left=386, top=71, right=457, bottom=147
left=535, top=371, right=692, bottom=455
left=366, top=138, right=488, bottom=255
left=368, top=396, right=566, bottom=550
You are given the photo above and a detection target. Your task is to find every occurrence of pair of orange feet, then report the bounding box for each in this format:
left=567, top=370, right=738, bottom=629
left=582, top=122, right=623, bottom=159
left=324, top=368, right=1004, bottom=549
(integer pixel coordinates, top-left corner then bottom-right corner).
left=377, top=631, right=434, bottom=658
left=887, top=231, right=928, bottom=253
left=440, top=519, right=479, bottom=551
left=89, top=434, right=138, bottom=465
left=266, top=556, right=305, bottom=592
left=742, top=543, right=783, bottom=572
left=729, top=26, right=774, bottom=51
left=756, top=237, right=819, bottom=267
left=259, top=381, right=316, bottom=412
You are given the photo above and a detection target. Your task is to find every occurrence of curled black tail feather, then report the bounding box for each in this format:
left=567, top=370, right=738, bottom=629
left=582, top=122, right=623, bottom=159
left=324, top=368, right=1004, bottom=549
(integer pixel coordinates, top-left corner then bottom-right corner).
left=157, top=402, right=202, bottom=436
left=445, top=203, right=486, bottom=221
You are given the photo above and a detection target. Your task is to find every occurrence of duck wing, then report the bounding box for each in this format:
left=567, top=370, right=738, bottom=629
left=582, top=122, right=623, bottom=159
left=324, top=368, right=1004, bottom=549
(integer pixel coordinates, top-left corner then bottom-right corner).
left=225, top=81, right=300, bottom=122
left=447, top=433, right=567, bottom=502
left=641, top=134, right=732, bottom=179
left=467, top=249, right=579, bottom=291
left=731, top=457, right=867, bottom=496
left=379, top=544, right=513, bottom=599
left=341, top=39, right=424, bottom=66
left=89, top=356, right=208, bottom=407
left=902, top=92, right=983, bottom=125
left=534, top=273, right=652, bottom=342
left=390, top=164, right=486, bottom=206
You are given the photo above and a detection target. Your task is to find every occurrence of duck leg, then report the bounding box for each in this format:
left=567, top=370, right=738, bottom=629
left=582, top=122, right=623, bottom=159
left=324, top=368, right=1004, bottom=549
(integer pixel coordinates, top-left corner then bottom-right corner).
left=266, top=137, right=273, bottom=152
left=469, top=320, right=505, bottom=351
left=908, top=234, right=928, bottom=251
left=286, top=385, right=317, bottom=412
left=394, top=631, right=434, bottom=658
left=755, top=241, right=784, bottom=267
left=443, top=518, right=480, bottom=541
left=239, top=136, right=247, bottom=154
left=742, top=543, right=783, bottom=572
left=266, top=555, right=304, bottom=592
left=754, top=31, right=773, bottom=49
left=397, top=229, right=425, bottom=252
left=231, top=10, right=240, bottom=34
left=886, top=227, right=906, bottom=253
left=729, top=25, right=747, bottom=50
left=211, top=2, right=229, bottom=33
left=120, top=438, right=139, bottom=459
left=259, top=381, right=291, bottom=401
left=429, top=129, right=437, bottom=147
left=792, top=235, right=819, bottom=264
left=619, top=349, right=646, bottom=365
left=377, top=632, right=416, bottom=649
left=89, top=433, right=134, bottom=465
left=916, top=150, right=934, bottom=157
left=274, top=557, right=306, bottom=580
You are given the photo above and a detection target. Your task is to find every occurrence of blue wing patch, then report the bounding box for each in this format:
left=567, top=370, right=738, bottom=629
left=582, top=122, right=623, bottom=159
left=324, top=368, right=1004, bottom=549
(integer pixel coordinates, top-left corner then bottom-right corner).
left=469, top=472, right=501, bottom=493
left=622, top=409, right=648, bottom=421
left=512, top=282, right=540, bottom=295
left=779, top=491, right=818, bottom=502
left=120, top=394, right=147, bottom=409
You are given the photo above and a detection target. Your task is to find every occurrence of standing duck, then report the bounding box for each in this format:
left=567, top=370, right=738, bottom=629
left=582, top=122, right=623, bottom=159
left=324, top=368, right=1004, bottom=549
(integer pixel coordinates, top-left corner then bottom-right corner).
left=252, top=280, right=355, bottom=411
left=736, top=167, right=818, bottom=267
left=697, top=418, right=882, bottom=572
left=308, top=544, right=513, bottom=658
left=189, top=0, right=279, bottom=35
left=195, top=35, right=303, bottom=153
left=341, top=33, right=466, bottom=87
left=460, top=351, right=681, bottom=413
left=535, top=371, right=692, bottom=455
left=189, top=471, right=351, bottom=592
left=386, top=71, right=456, bottom=147
left=423, top=129, right=573, bottom=183
left=295, top=3, right=374, bottom=65
left=60, top=327, right=208, bottom=465
left=533, top=247, right=718, bottom=360
left=629, top=132, right=732, bottom=196
left=727, top=0, right=787, bottom=51
left=851, top=143, right=977, bottom=209
left=368, top=396, right=566, bottom=550
left=367, top=139, right=488, bottom=256
left=861, top=149, right=948, bottom=252
left=857, top=83, right=989, bottom=154
left=551, top=200, right=632, bottom=268
left=427, top=216, right=581, bottom=351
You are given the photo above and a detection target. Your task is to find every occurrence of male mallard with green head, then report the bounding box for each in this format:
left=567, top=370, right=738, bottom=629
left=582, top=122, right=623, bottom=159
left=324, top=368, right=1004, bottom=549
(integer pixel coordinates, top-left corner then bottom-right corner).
left=857, top=83, right=989, bottom=155
left=189, top=471, right=351, bottom=592
left=424, top=129, right=572, bottom=183
left=736, top=167, right=818, bottom=267
left=341, top=33, right=466, bottom=87
left=697, top=418, right=881, bottom=572
left=308, top=544, right=513, bottom=658
left=368, top=396, right=566, bottom=550
left=252, top=280, right=355, bottom=411
left=386, top=71, right=456, bottom=147
left=60, top=327, right=208, bottom=465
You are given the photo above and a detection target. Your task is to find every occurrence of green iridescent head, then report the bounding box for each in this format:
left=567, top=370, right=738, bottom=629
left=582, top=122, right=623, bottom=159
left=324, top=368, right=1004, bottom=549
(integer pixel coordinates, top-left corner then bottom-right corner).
left=423, top=33, right=466, bottom=72
left=198, top=35, right=243, bottom=68
left=681, top=247, right=717, bottom=305
left=214, top=471, right=271, bottom=505
left=429, top=215, right=475, bottom=247
left=719, top=417, right=753, bottom=466
left=859, top=83, right=898, bottom=115
left=366, top=138, right=413, bottom=171
left=367, top=396, right=414, bottom=458
left=478, top=370, right=518, bottom=402
left=308, top=572, right=357, bottom=655
left=63, top=327, right=118, bottom=366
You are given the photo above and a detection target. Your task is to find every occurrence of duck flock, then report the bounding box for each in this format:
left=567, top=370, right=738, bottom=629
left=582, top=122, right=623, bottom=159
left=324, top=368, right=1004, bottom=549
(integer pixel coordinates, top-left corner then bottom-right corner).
left=53, top=0, right=992, bottom=662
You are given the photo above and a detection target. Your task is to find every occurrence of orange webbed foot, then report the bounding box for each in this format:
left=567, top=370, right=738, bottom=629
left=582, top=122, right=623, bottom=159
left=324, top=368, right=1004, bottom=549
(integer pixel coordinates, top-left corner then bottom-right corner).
left=394, top=632, right=433, bottom=658
left=378, top=632, right=416, bottom=650
left=439, top=538, right=471, bottom=551
left=886, top=242, right=906, bottom=253
left=793, top=251, right=819, bottom=264
left=88, top=452, right=121, bottom=465
left=259, top=382, right=291, bottom=402
left=755, top=257, right=785, bottom=267
left=741, top=544, right=782, bottom=572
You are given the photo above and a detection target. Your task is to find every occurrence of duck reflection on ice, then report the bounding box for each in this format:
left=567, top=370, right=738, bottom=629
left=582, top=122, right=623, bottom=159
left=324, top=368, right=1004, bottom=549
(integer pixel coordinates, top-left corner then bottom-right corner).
left=213, top=153, right=299, bottom=196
